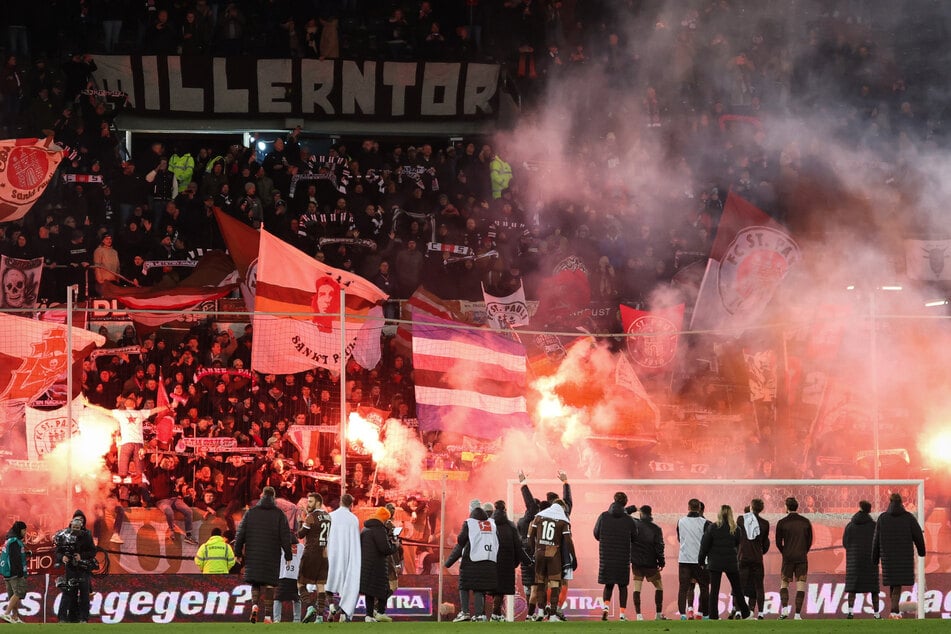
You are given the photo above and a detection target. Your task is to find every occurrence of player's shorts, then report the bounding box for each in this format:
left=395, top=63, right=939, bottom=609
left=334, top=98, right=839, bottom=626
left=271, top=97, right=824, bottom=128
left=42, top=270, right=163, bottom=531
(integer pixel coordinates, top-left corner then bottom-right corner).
left=298, top=547, right=329, bottom=584
left=781, top=561, right=808, bottom=582
left=534, top=553, right=563, bottom=584
left=632, top=565, right=662, bottom=582
left=4, top=576, right=26, bottom=599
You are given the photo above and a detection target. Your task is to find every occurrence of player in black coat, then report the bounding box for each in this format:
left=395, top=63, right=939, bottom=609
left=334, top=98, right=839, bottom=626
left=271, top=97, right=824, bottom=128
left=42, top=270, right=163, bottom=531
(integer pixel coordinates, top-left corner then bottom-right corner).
left=872, top=493, right=926, bottom=618
left=842, top=500, right=881, bottom=618
left=490, top=501, right=533, bottom=620
left=593, top=492, right=636, bottom=620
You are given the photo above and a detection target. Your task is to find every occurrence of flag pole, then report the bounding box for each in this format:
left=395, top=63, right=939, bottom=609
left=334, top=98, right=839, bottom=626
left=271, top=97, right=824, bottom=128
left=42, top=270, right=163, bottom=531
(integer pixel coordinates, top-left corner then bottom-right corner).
left=66, top=285, right=76, bottom=514
left=339, top=288, right=347, bottom=499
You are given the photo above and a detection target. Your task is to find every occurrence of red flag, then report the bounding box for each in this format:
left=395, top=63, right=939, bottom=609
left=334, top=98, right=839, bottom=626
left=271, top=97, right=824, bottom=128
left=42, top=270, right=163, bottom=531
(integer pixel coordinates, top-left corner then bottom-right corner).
left=102, top=251, right=239, bottom=326
left=0, top=138, right=66, bottom=223
left=620, top=303, right=684, bottom=371
left=690, top=193, right=800, bottom=332
left=0, top=314, right=104, bottom=402
left=214, top=207, right=260, bottom=310
left=535, top=257, right=591, bottom=326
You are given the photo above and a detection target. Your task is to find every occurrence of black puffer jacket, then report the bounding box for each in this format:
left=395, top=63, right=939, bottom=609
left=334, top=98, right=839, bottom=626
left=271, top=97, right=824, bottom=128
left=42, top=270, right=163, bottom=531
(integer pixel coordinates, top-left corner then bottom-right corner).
left=445, top=507, right=497, bottom=592
left=698, top=522, right=740, bottom=572
left=872, top=499, right=926, bottom=586
left=493, top=508, right=532, bottom=595
left=593, top=502, right=637, bottom=585
left=234, top=495, right=293, bottom=586
left=843, top=510, right=878, bottom=593
left=632, top=514, right=665, bottom=569
left=360, top=518, right=398, bottom=599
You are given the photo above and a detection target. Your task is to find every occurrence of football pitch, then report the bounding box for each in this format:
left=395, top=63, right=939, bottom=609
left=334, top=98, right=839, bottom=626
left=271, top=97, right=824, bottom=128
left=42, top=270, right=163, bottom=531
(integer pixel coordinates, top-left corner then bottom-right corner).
left=10, top=620, right=948, bottom=632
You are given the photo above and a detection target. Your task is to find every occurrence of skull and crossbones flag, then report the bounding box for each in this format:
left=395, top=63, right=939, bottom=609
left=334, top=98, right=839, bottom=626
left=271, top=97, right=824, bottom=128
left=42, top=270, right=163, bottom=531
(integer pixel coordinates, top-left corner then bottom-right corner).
left=0, top=255, right=43, bottom=310
left=0, top=137, right=67, bottom=223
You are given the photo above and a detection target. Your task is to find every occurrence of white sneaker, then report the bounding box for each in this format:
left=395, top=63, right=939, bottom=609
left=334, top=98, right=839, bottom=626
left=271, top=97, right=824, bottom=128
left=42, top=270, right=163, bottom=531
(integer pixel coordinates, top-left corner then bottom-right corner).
left=110, top=533, right=124, bottom=544
left=636, top=614, right=644, bottom=621
left=794, top=614, right=803, bottom=620
left=619, top=613, right=627, bottom=621
left=471, top=615, right=488, bottom=622
left=365, top=615, right=378, bottom=622
left=548, top=614, right=562, bottom=622
left=453, top=612, right=470, bottom=622
left=374, top=612, right=393, bottom=622
left=0, top=614, right=13, bottom=623
left=491, top=614, right=505, bottom=621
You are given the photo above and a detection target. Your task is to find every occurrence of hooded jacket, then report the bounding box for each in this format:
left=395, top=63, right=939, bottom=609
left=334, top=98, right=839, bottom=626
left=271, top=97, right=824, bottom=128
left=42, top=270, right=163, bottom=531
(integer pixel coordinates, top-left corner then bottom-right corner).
left=872, top=499, right=926, bottom=587
left=360, top=517, right=398, bottom=599
left=234, top=495, right=293, bottom=586
left=632, top=513, right=665, bottom=570
left=593, top=502, right=636, bottom=585
left=842, top=510, right=878, bottom=593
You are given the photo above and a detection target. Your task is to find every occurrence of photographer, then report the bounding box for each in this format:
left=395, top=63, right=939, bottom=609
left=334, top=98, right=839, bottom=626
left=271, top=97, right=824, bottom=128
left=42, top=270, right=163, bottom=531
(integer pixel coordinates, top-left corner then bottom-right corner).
left=54, top=510, right=98, bottom=623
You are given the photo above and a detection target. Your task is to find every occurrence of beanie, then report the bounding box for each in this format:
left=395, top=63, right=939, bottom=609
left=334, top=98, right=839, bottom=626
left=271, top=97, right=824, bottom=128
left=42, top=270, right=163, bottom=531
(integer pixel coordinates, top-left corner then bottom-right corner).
left=373, top=507, right=391, bottom=523
left=469, top=499, right=481, bottom=512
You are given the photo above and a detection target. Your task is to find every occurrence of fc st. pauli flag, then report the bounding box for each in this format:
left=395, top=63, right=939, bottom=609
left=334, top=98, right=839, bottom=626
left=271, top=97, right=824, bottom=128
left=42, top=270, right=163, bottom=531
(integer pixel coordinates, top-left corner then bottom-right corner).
left=0, top=137, right=66, bottom=223
left=690, top=193, right=800, bottom=332
left=620, top=303, right=684, bottom=371
left=252, top=230, right=388, bottom=374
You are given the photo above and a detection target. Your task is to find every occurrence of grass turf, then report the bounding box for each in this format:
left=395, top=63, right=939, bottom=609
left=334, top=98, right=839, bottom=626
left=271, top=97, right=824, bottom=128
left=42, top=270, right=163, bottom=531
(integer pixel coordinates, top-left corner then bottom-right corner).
left=10, top=619, right=947, bottom=631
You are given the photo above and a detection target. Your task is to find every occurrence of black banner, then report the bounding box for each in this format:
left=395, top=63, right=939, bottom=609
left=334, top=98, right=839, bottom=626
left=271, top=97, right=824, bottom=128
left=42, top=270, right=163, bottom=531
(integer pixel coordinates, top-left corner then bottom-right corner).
left=92, top=56, right=500, bottom=121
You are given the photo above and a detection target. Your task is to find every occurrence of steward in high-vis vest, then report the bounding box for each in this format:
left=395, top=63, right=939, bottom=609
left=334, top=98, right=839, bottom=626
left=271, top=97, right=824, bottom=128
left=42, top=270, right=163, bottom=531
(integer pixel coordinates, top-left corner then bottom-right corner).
left=194, top=528, right=237, bottom=574
left=169, top=150, right=196, bottom=193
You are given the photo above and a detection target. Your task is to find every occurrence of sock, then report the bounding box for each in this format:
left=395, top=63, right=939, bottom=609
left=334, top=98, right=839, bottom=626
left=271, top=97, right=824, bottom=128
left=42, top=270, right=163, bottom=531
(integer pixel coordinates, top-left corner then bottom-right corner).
left=891, top=586, right=901, bottom=613
left=655, top=589, right=664, bottom=613
left=459, top=590, right=470, bottom=614
left=528, top=602, right=536, bottom=617
left=317, top=591, right=327, bottom=614
left=473, top=592, right=485, bottom=616
left=272, top=601, right=282, bottom=623
left=780, top=587, right=789, bottom=611
left=618, top=585, right=627, bottom=610
left=492, top=594, right=503, bottom=616
left=795, top=591, right=804, bottom=614
left=293, top=601, right=301, bottom=622
left=633, top=591, right=642, bottom=613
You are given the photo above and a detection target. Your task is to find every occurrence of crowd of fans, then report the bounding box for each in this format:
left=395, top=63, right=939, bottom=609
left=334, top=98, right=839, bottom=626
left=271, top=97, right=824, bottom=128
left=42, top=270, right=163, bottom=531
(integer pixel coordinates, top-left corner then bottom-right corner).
left=2, top=2, right=947, bottom=531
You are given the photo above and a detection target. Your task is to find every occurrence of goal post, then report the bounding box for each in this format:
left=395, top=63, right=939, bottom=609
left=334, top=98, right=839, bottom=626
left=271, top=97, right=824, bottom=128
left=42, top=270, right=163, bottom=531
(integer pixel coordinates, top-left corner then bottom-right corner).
left=506, top=478, right=927, bottom=620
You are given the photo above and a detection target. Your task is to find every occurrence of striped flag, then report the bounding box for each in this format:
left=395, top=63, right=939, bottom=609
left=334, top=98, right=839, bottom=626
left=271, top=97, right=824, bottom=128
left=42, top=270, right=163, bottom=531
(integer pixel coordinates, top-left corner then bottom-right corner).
left=412, top=314, right=530, bottom=438
left=253, top=230, right=388, bottom=374
left=394, top=286, right=466, bottom=353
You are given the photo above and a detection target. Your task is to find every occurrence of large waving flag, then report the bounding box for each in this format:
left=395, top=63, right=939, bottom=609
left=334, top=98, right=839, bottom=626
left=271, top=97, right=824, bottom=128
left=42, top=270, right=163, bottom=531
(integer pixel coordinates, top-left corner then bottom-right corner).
left=690, top=193, right=800, bottom=332
left=253, top=230, right=388, bottom=374
left=102, top=251, right=239, bottom=326
left=214, top=207, right=260, bottom=310
left=0, top=314, right=104, bottom=403
left=0, top=138, right=66, bottom=223
left=394, top=286, right=466, bottom=353
left=412, top=314, right=530, bottom=438
left=620, top=303, right=684, bottom=371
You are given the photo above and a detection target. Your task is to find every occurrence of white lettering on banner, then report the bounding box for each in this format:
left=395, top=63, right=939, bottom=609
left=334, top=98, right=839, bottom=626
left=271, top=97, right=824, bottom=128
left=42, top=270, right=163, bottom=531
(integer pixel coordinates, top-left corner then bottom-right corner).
left=92, top=56, right=499, bottom=119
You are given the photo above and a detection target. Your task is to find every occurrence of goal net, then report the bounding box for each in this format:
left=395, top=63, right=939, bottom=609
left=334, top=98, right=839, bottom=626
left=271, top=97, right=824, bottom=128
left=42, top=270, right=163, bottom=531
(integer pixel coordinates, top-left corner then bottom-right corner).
left=506, top=478, right=929, bottom=620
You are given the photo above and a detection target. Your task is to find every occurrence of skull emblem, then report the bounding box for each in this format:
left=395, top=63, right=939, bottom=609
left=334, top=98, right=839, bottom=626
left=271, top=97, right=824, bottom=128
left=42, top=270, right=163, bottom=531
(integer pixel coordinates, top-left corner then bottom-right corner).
left=2, top=267, right=27, bottom=308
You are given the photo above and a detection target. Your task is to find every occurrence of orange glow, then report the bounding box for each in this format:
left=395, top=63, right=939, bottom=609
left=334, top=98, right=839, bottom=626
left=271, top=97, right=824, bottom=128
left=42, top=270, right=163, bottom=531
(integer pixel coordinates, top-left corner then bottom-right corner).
left=44, top=401, right=115, bottom=485
left=347, top=412, right=385, bottom=462
left=921, top=429, right=951, bottom=467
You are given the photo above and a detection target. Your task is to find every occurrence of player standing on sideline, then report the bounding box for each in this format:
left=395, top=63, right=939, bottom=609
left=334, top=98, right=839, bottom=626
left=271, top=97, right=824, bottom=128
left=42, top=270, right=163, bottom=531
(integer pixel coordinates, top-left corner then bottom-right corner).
left=737, top=498, right=770, bottom=619
left=842, top=500, right=881, bottom=619
left=872, top=492, right=926, bottom=620
left=631, top=505, right=667, bottom=621
left=299, top=493, right=333, bottom=623
left=776, top=497, right=813, bottom=620
left=234, top=486, right=294, bottom=624
left=677, top=498, right=710, bottom=619
left=326, top=494, right=362, bottom=622
left=528, top=499, right=574, bottom=621
left=593, top=492, right=636, bottom=621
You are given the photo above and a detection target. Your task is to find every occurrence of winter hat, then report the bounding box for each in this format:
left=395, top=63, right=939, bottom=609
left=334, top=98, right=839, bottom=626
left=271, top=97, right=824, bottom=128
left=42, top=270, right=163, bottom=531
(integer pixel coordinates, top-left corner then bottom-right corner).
left=72, top=509, right=87, bottom=527
left=373, top=507, right=391, bottom=523
left=482, top=502, right=495, bottom=514
left=469, top=499, right=482, bottom=512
